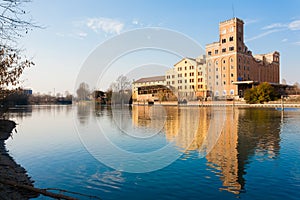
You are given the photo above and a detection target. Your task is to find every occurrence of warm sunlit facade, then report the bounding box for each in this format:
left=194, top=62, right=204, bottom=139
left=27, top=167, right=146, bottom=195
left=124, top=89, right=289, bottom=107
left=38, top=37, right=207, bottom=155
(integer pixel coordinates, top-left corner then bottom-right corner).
left=165, top=56, right=207, bottom=101
left=206, top=18, right=280, bottom=98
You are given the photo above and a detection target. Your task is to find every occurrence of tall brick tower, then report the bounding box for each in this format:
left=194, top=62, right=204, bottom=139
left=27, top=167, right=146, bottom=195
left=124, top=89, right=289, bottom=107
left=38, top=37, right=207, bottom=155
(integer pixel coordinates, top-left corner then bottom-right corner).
left=206, top=18, right=279, bottom=98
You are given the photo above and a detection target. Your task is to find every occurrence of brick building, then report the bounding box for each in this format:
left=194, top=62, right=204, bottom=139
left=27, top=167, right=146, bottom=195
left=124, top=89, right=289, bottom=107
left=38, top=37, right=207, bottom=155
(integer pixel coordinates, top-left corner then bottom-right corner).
left=206, top=18, right=280, bottom=98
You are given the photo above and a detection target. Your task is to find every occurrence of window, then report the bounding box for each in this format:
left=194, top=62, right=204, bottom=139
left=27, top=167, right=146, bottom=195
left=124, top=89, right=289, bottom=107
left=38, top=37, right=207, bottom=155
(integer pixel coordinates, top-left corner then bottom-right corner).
left=216, top=82, right=219, bottom=86
left=172, top=75, right=175, bottom=78
left=230, top=27, right=234, bottom=32
left=222, top=38, right=226, bottom=43
left=223, top=66, right=226, bottom=70
left=231, top=73, right=234, bottom=77
left=185, top=86, right=187, bottom=89
left=239, top=65, right=241, bottom=70
left=190, top=79, right=194, bottom=83
left=215, top=50, right=219, bottom=54
left=238, top=36, right=242, bottom=41
left=229, top=36, right=234, bottom=41
left=229, top=46, right=234, bottom=51
left=231, top=58, right=234, bottom=62
left=223, top=60, right=226, bottom=64
left=223, top=74, right=226, bottom=78
left=185, top=80, right=187, bottom=83
left=216, top=67, right=218, bottom=71
left=216, top=61, right=219, bottom=65
left=222, top=48, right=226, bottom=53
left=178, top=74, right=182, bottom=78
left=190, top=72, right=194, bottom=76
left=185, top=61, right=187, bottom=64
left=209, top=76, right=211, bottom=79
left=223, top=81, right=226, bottom=85
left=185, top=73, right=187, bottom=77
left=216, top=75, right=219, bottom=79
left=238, top=47, right=242, bottom=51
left=208, top=51, right=212, bottom=56
left=222, top=29, right=226, bottom=34
left=167, top=75, right=170, bottom=79
left=185, top=66, right=187, bottom=70
left=231, top=65, right=234, bottom=69
left=172, top=81, right=175, bottom=84
left=167, top=81, right=170, bottom=85
left=178, top=86, right=182, bottom=89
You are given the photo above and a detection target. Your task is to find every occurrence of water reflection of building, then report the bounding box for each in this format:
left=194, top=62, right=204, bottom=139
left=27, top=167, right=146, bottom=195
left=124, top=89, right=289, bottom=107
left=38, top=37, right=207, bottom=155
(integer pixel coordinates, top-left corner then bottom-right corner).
left=132, top=106, right=282, bottom=195
left=206, top=108, right=241, bottom=194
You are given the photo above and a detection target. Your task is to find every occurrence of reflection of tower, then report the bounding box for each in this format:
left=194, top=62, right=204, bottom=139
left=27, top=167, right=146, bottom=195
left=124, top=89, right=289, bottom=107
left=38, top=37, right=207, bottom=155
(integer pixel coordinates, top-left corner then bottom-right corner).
left=206, top=108, right=241, bottom=194
left=164, top=107, right=209, bottom=152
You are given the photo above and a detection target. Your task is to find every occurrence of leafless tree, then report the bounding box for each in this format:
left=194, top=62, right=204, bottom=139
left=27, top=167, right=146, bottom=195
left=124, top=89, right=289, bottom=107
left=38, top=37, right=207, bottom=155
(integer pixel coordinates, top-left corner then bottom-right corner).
left=0, top=0, right=38, bottom=103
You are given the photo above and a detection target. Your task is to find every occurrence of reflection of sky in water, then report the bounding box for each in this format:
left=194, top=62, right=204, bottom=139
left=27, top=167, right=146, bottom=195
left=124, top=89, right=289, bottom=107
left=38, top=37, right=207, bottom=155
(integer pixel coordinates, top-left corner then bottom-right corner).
left=5, top=105, right=300, bottom=199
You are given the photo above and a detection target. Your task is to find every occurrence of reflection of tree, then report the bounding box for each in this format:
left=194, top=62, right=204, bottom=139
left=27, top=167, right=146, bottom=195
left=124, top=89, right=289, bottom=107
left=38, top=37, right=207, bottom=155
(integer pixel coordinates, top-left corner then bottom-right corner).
left=236, top=109, right=281, bottom=190
left=206, top=108, right=281, bottom=195
left=77, top=103, right=91, bottom=125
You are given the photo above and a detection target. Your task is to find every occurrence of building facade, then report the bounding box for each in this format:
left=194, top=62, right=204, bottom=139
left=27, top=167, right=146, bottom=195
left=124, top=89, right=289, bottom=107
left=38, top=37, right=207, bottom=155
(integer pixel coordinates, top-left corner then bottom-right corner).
left=132, top=75, right=176, bottom=103
left=206, top=18, right=280, bottom=98
left=165, top=56, right=207, bottom=101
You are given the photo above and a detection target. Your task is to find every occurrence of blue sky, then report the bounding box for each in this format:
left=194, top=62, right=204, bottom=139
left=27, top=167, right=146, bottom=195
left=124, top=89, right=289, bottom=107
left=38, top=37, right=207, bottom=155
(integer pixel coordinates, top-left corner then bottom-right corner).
left=19, top=0, right=300, bottom=94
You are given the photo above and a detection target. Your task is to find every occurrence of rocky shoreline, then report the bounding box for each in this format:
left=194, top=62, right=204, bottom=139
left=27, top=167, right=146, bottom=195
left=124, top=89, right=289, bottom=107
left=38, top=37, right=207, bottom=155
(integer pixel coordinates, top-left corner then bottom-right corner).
left=0, top=120, right=39, bottom=200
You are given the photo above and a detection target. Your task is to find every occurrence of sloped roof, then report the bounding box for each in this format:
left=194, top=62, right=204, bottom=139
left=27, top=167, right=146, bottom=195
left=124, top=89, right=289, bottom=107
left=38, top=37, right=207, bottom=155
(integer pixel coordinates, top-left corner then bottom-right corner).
left=174, top=57, right=198, bottom=67
left=134, top=75, right=165, bottom=83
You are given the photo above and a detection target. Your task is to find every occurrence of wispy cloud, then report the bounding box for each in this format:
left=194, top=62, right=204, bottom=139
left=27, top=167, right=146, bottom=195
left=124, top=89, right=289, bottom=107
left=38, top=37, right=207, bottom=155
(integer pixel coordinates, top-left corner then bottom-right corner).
left=132, top=19, right=139, bottom=25
left=246, top=29, right=283, bottom=42
left=248, top=19, right=300, bottom=42
left=262, top=23, right=287, bottom=30
left=288, top=20, right=300, bottom=30
left=282, top=38, right=288, bottom=42
left=55, top=31, right=88, bottom=40
left=262, top=19, right=300, bottom=31
left=86, top=18, right=124, bottom=34
left=76, top=31, right=88, bottom=38
left=294, top=41, right=300, bottom=45
left=244, top=18, right=259, bottom=25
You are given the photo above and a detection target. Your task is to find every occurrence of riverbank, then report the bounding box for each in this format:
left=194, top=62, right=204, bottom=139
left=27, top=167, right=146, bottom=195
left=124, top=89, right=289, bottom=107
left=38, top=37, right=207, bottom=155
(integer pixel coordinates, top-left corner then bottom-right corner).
left=133, top=100, right=300, bottom=108
left=0, top=120, right=38, bottom=199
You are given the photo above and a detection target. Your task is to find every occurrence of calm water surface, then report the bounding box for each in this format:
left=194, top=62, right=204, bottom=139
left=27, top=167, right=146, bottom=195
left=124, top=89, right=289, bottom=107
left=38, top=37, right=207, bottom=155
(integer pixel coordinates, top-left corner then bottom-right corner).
left=6, top=104, right=300, bottom=199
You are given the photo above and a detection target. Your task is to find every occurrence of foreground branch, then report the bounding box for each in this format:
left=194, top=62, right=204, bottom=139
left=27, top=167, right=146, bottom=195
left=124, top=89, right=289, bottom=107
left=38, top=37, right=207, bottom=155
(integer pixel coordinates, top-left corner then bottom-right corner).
left=1, top=180, right=77, bottom=200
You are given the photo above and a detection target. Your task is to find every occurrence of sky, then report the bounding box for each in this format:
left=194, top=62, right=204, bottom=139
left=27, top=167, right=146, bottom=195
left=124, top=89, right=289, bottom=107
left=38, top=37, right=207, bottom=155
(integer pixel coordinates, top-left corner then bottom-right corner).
left=18, top=0, right=300, bottom=95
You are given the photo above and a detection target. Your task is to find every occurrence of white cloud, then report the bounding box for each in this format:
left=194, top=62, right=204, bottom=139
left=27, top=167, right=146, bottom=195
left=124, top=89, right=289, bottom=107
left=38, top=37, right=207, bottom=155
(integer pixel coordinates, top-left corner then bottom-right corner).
left=132, top=19, right=139, bottom=25
left=262, top=23, right=287, bottom=30
left=86, top=18, right=124, bottom=34
left=77, top=32, right=87, bottom=38
left=282, top=38, right=288, bottom=42
left=262, top=20, right=300, bottom=31
left=246, top=29, right=283, bottom=42
left=244, top=18, right=259, bottom=25
left=288, top=20, right=300, bottom=30
left=294, top=41, right=300, bottom=45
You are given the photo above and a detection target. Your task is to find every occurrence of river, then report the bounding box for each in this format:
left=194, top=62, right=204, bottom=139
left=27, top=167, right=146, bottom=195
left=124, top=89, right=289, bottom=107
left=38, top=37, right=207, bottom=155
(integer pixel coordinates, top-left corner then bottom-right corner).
left=5, top=104, right=300, bottom=199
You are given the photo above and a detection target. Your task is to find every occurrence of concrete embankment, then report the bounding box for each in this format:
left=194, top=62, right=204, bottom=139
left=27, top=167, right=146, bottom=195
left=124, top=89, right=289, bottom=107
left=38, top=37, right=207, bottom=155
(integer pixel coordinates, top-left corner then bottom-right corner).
left=0, top=120, right=38, bottom=200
